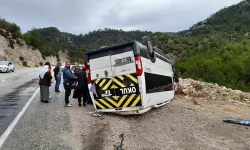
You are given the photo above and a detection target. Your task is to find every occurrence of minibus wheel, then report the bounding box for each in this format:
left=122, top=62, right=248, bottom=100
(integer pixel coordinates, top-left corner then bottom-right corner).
left=150, top=51, right=156, bottom=63
left=142, top=36, right=154, bottom=56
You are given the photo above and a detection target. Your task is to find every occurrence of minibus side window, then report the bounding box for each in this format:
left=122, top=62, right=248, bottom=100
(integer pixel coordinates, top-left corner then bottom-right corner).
left=145, top=73, right=173, bottom=93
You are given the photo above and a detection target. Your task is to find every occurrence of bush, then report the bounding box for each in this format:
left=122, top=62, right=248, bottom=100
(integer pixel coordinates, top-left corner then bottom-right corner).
left=19, top=56, right=24, bottom=61
left=39, top=62, right=43, bottom=66
left=240, top=95, right=244, bottom=101
left=8, top=39, right=15, bottom=49
left=22, top=61, right=28, bottom=67
left=0, top=29, right=8, bottom=38
left=16, top=39, right=23, bottom=46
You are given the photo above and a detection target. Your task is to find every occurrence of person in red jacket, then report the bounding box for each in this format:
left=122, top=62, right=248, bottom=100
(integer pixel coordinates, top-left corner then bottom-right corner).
left=39, top=62, right=52, bottom=103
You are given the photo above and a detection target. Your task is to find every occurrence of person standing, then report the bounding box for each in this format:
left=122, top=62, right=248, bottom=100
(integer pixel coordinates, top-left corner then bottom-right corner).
left=75, top=67, right=89, bottom=106
left=54, top=62, right=62, bottom=92
left=63, top=61, right=76, bottom=107
left=82, top=65, right=92, bottom=104
left=39, top=62, right=52, bottom=103
left=72, top=65, right=80, bottom=89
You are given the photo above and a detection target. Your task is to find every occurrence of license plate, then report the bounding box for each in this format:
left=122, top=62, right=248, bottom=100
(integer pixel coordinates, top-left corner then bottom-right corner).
left=115, top=57, right=132, bottom=65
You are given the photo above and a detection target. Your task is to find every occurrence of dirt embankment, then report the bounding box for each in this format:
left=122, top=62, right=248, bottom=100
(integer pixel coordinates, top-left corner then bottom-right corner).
left=0, top=29, right=69, bottom=68
left=66, top=78, right=250, bottom=150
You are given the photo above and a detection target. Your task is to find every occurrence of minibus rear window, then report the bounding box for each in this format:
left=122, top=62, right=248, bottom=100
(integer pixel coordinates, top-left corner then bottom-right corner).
left=88, top=45, right=134, bottom=60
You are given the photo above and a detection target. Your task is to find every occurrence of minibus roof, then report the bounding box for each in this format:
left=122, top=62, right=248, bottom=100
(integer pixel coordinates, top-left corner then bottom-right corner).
left=85, top=40, right=138, bottom=56
left=85, top=40, right=172, bottom=63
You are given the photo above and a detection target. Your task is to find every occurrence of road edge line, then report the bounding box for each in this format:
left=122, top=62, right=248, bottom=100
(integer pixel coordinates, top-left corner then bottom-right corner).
left=0, top=88, right=40, bottom=149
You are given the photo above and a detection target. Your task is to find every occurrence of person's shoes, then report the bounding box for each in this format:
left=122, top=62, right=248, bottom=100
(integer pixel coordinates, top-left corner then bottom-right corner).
left=83, top=103, right=86, bottom=106
left=65, top=103, right=72, bottom=107
left=55, top=91, right=61, bottom=93
left=49, top=96, right=52, bottom=99
left=78, top=103, right=82, bottom=107
left=41, top=100, right=44, bottom=102
left=43, top=101, right=50, bottom=103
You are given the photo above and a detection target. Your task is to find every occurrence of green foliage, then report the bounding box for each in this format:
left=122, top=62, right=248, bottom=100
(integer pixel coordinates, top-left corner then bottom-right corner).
left=0, top=18, right=22, bottom=39
left=25, top=27, right=149, bottom=62
left=240, top=95, right=244, bottom=101
left=0, top=29, right=8, bottom=38
left=150, top=0, right=250, bottom=91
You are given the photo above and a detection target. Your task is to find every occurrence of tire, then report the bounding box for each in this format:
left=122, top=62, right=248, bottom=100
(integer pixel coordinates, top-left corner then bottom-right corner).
left=151, top=51, right=156, bottom=63
left=12, top=68, right=15, bottom=72
left=6, top=69, right=9, bottom=73
left=142, top=36, right=154, bottom=56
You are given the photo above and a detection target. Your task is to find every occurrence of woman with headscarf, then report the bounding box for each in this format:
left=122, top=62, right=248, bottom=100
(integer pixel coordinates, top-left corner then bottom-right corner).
left=39, top=62, right=52, bottom=103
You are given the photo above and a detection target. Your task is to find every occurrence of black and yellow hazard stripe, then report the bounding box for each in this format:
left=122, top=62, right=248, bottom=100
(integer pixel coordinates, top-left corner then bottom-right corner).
left=94, top=73, right=139, bottom=90
left=93, top=73, right=141, bottom=109
left=94, top=94, right=141, bottom=109
left=112, top=73, right=138, bottom=89
left=95, top=78, right=113, bottom=91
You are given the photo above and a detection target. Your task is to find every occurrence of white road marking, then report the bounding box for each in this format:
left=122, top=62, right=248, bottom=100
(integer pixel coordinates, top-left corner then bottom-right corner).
left=0, top=69, right=40, bottom=80
left=0, top=88, right=40, bottom=149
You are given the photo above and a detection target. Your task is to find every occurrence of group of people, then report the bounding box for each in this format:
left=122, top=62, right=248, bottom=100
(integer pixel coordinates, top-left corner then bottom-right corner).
left=38, top=61, right=91, bottom=107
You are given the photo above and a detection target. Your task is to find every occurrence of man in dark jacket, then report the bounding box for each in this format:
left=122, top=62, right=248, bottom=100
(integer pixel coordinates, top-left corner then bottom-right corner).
left=75, top=68, right=89, bottom=106
left=54, top=62, right=62, bottom=92
left=63, top=61, right=76, bottom=107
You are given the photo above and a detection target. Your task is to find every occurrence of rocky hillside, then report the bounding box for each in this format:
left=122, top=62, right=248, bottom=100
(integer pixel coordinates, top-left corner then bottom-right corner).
left=24, top=27, right=150, bottom=63
left=0, top=29, right=58, bottom=67
left=176, top=78, right=250, bottom=105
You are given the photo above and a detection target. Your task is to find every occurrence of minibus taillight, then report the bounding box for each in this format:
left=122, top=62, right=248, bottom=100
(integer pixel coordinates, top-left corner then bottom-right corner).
left=135, top=56, right=143, bottom=76
left=86, top=66, right=91, bottom=84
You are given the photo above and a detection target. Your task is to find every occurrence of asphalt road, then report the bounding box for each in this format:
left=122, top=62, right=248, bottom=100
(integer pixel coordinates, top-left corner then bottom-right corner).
left=0, top=68, right=249, bottom=150
left=0, top=68, right=41, bottom=141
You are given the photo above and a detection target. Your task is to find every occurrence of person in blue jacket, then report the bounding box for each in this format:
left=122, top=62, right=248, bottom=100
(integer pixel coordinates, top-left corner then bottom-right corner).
left=63, top=61, right=77, bottom=107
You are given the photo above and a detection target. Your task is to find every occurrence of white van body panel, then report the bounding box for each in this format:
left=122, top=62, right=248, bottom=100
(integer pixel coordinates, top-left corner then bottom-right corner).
left=110, top=51, right=136, bottom=76
left=90, top=55, right=113, bottom=80
left=140, top=55, right=174, bottom=108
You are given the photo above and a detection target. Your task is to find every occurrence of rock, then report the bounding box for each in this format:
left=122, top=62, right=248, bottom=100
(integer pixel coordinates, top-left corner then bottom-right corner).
left=222, top=92, right=229, bottom=96
left=175, top=78, right=248, bottom=104
left=222, top=86, right=227, bottom=90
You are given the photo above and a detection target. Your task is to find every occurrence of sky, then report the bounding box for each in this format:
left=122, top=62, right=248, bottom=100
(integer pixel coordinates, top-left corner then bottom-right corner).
left=0, top=0, right=243, bottom=35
